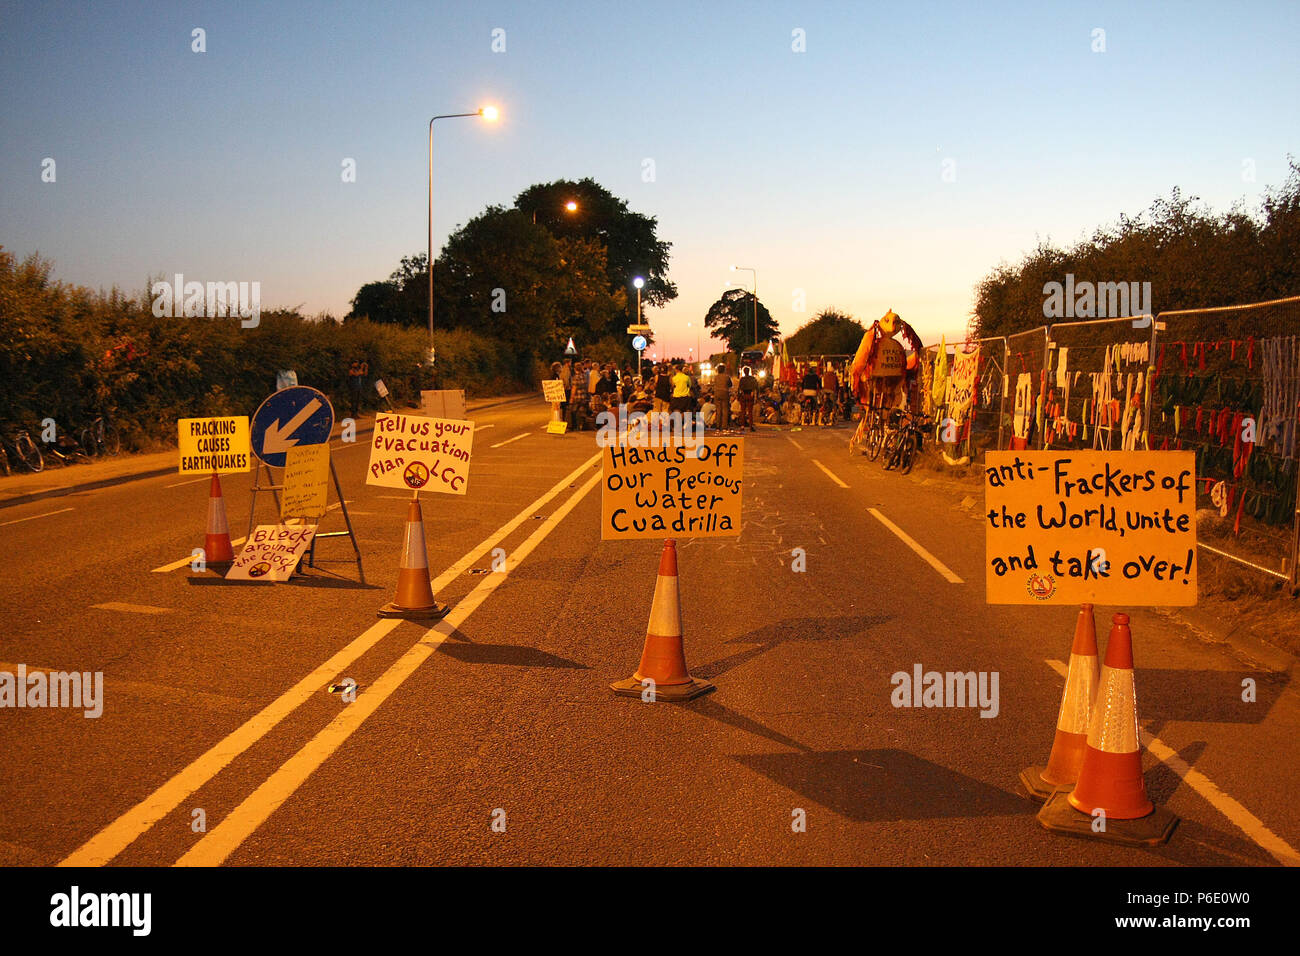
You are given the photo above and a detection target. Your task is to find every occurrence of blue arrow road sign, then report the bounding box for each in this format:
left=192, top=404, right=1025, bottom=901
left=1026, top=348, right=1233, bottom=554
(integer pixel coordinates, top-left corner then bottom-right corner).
left=250, top=385, right=335, bottom=468
left=632, top=335, right=647, bottom=351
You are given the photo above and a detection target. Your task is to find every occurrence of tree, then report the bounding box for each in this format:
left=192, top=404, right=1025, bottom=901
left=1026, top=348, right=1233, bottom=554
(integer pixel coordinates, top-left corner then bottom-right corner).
left=513, top=178, right=676, bottom=333
left=783, top=308, right=867, bottom=355
left=703, top=288, right=778, bottom=353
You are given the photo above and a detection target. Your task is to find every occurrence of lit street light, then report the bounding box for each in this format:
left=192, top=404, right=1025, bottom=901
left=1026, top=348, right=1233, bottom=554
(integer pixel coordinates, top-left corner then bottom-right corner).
left=633, top=276, right=645, bottom=377
left=534, top=199, right=579, bottom=225
left=428, top=105, right=498, bottom=363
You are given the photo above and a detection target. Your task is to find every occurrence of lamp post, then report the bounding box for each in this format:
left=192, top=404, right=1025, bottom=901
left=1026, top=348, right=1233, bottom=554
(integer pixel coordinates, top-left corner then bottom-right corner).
left=730, top=265, right=758, bottom=349
left=633, top=276, right=645, bottom=377
left=428, top=105, right=498, bottom=364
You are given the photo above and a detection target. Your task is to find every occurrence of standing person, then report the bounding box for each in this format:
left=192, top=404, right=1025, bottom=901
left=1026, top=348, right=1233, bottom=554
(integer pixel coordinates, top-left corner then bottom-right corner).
left=670, top=362, right=693, bottom=427
left=712, top=365, right=733, bottom=430
left=653, top=363, right=672, bottom=418
left=568, top=361, right=590, bottom=431
left=737, top=366, right=759, bottom=430
left=557, top=359, right=572, bottom=421
left=347, top=359, right=368, bottom=418
left=588, top=361, right=602, bottom=395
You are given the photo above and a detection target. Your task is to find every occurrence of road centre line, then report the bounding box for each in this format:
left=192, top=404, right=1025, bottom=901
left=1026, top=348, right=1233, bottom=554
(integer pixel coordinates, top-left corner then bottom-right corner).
left=151, top=538, right=248, bottom=574
left=1042, top=659, right=1300, bottom=867
left=786, top=436, right=803, bottom=451
left=867, top=507, right=964, bottom=584
left=812, top=459, right=849, bottom=488
left=0, top=507, right=73, bottom=527
left=92, top=602, right=170, bottom=615
left=176, top=468, right=603, bottom=865
left=165, top=476, right=212, bottom=489
left=490, top=432, right=531, bottom=449
left=60, top=452, right=601, bottom=867
left=474, top=423, right=496, bottom=430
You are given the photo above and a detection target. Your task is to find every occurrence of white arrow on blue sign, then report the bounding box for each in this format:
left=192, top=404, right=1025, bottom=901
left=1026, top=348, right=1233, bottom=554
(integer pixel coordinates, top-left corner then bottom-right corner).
left=250, top=385, right=335, bottom=468
left=632, top=335, right=647, bottom=352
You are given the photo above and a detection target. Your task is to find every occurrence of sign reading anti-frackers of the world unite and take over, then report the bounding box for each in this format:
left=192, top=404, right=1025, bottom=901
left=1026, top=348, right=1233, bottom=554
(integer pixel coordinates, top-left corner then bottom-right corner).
left=365, top=413, right=474, bottom=494
left=176, top=417, right=250, bottom=474
left=985, top=450, right=1196, bottom=606
left=601, top=439, right=743, bottom=540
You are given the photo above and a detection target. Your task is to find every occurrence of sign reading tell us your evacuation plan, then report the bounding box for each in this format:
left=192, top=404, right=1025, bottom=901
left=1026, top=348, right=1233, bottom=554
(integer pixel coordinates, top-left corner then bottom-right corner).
left=602, top=439, right=743, bottom=540
left=366, top=413, right=474, bottom=494
left=177, top=417, right=250, bottom=474
left=985, top=450, right=1196, bottom=606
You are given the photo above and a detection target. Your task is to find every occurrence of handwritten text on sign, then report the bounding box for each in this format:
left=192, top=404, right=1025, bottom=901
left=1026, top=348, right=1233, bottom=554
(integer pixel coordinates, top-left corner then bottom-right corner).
left=177, top=417, right=250, bottom=474
left=985, top=450, right=1196, bottom=606
left=226, top=525, right=317, bottom=581
left=366, top=414, right=474, bottom=494
left=602, top=440, right=743, bottom=540
left=281, top=444, right=330, bottom=519
left=542, top=379, right=566, bottom=403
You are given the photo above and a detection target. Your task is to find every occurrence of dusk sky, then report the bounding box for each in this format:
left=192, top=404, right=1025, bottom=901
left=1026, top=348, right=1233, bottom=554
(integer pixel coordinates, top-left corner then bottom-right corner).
left=2, top=0, right=1297, bottom=355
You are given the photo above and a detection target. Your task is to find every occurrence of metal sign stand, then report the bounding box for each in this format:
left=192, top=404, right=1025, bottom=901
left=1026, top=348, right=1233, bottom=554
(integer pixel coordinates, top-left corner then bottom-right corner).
left=246, top=456, right=365, bottom=584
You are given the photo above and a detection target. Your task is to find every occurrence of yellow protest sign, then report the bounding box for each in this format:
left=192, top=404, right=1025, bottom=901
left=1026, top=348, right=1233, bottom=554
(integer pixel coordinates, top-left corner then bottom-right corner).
left=177, top=417, right=250, bottom=474
left=985, top=450, right=1196, bottom=606
left=542, top=380, right=566, bottom=403
left=366, top=413, right=474, bottom=494
left=281, top=444, right=330, bottom=519
left=601, top=439, right=743, bottom=540
left=546, top=420, right=568, bottom=435
left=226, top=525, right=317, bottom=581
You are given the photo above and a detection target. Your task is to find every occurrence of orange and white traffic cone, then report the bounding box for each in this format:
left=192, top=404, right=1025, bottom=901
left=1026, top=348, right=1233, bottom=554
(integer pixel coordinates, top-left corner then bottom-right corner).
left=377, top=499, right=448, bottom=621
left=1038, top=613, right=1178, bottom=845
left=611, top=539, right=713, bottom=702
left=1020, top=604, right=1100, bottom=801
left=205, top=473, right=234, bottom=564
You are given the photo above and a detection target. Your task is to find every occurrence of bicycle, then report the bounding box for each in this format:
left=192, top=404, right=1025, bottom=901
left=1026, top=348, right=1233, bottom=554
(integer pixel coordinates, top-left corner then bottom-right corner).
left=883, top=411, right=930, bottom=475
left=816, top=391, right=838, bottom=427
left=82, top=414, right=122, bottom=458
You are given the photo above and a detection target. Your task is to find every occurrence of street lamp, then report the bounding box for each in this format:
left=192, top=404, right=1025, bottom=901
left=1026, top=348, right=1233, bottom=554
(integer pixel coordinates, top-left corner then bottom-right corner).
left=730, top=265, right=758, bottom=349
left=534, top=199, right=579, bottom=225
left=428, top=104, right=498, bottom=362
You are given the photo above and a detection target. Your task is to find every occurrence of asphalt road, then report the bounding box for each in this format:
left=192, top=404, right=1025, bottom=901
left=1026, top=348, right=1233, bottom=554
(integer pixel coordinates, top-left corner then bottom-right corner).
left=1, top=398, right=1297, bottom=866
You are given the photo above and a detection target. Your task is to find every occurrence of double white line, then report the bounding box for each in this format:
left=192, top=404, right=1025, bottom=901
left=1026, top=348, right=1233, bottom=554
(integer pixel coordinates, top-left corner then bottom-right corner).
left=62, top=452, right=601, bottom=867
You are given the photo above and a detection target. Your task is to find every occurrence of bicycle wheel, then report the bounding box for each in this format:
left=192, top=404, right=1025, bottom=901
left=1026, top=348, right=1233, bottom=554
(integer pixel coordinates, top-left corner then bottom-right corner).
left=15, top=434, right=43, bottom=472
left=866, top=422, right=884, bottom=461
left=81, top=427, right=99, bottom=458
left=899, top=431, right=917, bottom=475
left=105, top=426, right=121, bottom=455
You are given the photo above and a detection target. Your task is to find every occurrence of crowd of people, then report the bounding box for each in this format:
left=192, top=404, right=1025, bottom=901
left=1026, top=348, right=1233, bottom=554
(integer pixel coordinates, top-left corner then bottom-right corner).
left=548, top=358, right=766, bottom=432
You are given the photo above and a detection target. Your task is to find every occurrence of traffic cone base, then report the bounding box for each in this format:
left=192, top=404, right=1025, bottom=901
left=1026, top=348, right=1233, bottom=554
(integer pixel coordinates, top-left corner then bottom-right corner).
left=377, top=600, right=449, bottom=622
left=610, top=675, right=714, bottom=701
left=1018, top=765, right=1063, bottom=803
left=1037, top=789, right=1179, bottom=847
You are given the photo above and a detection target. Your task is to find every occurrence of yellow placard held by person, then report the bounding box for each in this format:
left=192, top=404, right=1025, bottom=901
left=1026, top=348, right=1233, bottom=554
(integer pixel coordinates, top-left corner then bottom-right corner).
left=542, top=380, right=566, bottom=404
left=281, top=444, right=330, bottom=519
left=984, top=450, right=1196, bottom=606
left=366, top=413, right=474, bottom=495
left=601, top=439, right=743, bottom=540
left=177, top=417, right=251, bottom=474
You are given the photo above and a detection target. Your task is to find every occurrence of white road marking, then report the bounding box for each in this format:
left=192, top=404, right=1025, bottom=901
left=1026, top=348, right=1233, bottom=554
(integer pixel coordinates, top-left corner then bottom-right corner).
left=61, top=451, right=602, bottom=867
left=176, top=468, right=603, bottom=866
left=0, top=507, right=73, bottom=527
left=868, top=507, right=963, bottom=583
left=151, top=538, right=247, bottom=573
left=786, top=436, right=803, bottom=451
left=474, top=423, right=496, bottom=430
left=1043, top=658, right=1300, bottom=867
left=165, top=476, right=212, bottom=489
left=91, top=602, right=170, bottom=615
left=812, top=459, right=849, bottom=488
left=491, top=432, right=530, bottom=449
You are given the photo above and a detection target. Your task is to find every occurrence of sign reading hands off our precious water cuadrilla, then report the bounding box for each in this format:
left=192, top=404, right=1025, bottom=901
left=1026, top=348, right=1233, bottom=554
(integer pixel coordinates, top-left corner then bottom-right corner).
left=984, top=450, right=1196, bottom=606
left=601, top=439, right=743, bottom=540
left=365, top=413, right=474, bottom=494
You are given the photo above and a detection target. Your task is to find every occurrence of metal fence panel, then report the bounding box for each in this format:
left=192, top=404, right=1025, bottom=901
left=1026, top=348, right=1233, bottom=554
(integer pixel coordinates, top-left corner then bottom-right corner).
left=922, top=336, right=1007, bottom=459
left=1004, top=326, right=1050, bottom=450
left=1153, top=296, right=1300, bottom=585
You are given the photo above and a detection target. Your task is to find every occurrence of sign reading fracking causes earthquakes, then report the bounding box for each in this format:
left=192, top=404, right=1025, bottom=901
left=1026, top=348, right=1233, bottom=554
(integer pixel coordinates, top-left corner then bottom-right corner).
left=602, top=439, right=743, bottom=540
left=281, top=444, right=330, bottom=519
left=542, top=379, right=566, bottom=404
left=226, top=524, right=318, bottom=581
left=946, top=348, right=979, bottom=426
left=985, top=450, right=1196, bottom=606
left=177, top=417, right=250, bottom=474
left=366, top=413, right=474, bottom=494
